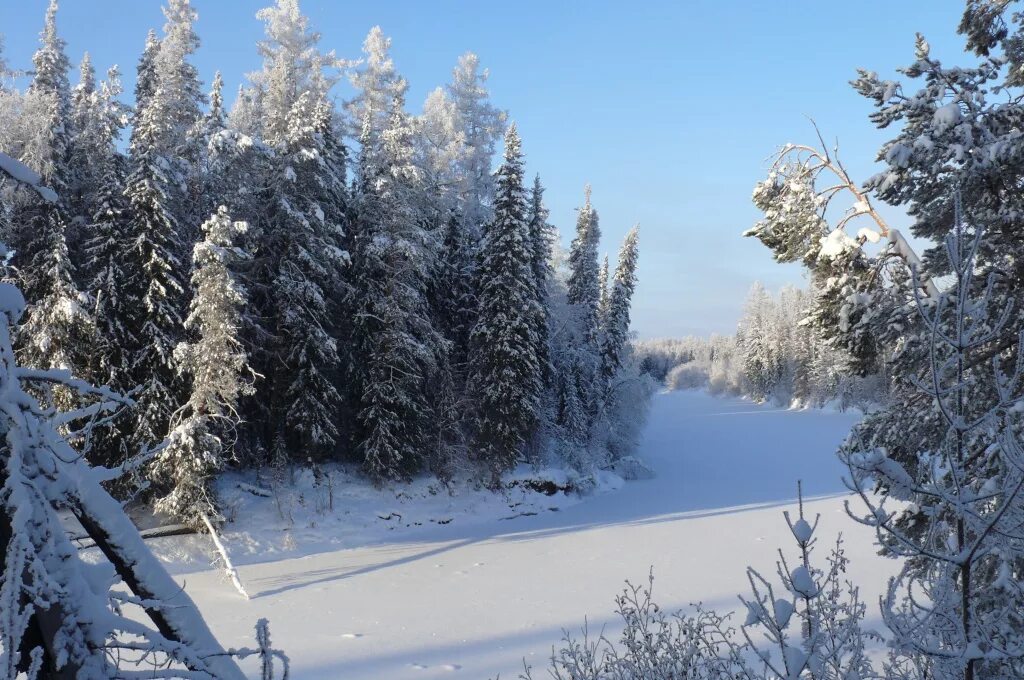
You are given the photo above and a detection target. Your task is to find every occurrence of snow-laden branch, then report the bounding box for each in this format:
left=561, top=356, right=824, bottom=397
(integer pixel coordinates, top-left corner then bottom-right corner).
left=0, top=151, right=59, bottom=203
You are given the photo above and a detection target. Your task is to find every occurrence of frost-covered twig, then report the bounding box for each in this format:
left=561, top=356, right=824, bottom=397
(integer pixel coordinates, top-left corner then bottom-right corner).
left=229, top=619, right=290, bottom=680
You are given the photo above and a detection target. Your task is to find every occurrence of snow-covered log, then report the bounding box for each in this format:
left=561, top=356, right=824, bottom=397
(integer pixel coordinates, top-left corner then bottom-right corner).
left=202, top=512, right=250, bottom=600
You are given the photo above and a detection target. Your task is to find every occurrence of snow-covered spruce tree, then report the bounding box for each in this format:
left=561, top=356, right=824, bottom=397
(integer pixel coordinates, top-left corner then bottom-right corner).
left=843, top=201, right=1024, bottom=679
left=13, top=0, right=95, bottom=411
left=415, top=87, right=474, bottom=378
left=229, top=0, right=347, bottom=460
left=567, top=185, right=603, bottom=353
left=591, top=227, right=649, bottom=463
left=17, top=0, right=71, bottom=200
left=557, top=185, right=604, bottom=445
left=121, top=32, right=188, bottom=457
left=469, top=123, right=543, bottom=485
left=738, top=281, right=784, bottom=402
left=152, top=207, right=254, bottom=530
left=206, top=70, right=225, bottom=132
left=193, top=70, right=227, bottom=220
left=82, top=166, right=138, bottom=467
left=15, top=201, right=95, bottom=412
left=600, top=227, right=639, bottom=385
left=67, top=63, right=128, bottom=280
left=65, top=51, right=95, bottom=231
left=349, top=97, right=443, bottom=482
left=528, top=175, right=555, bottom=387
left=347, top=26, right=407, bottom=145
left=13, top=0, right=71, bottom=277
left=150, top=0, right=205, bottom=245
left=134, top=29, right=160, bottom=124
left=447, top=52, right=506, bottom=240
left=268, top=90, right=347, bottom=459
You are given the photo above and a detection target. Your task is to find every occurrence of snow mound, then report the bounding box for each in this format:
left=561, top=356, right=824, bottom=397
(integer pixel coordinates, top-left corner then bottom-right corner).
left=608, top=455, right=655, bottom=480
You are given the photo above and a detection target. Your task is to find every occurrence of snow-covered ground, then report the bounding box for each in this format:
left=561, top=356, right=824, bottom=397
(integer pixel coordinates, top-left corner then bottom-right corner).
left=149, top=391, right=893, bottom=679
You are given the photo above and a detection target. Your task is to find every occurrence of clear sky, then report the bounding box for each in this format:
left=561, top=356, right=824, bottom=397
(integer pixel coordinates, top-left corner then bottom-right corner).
left=1, top=1, right=969, bottom=338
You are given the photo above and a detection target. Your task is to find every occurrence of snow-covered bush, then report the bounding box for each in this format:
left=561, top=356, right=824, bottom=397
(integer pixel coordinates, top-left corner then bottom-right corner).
left=665, top=361, right=708, bottom=390
left=523, top=489, right=877, bottom=680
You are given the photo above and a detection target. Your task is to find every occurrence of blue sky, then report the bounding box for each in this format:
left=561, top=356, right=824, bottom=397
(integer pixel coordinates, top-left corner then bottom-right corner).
left=1, top=1, right=969, bottom=337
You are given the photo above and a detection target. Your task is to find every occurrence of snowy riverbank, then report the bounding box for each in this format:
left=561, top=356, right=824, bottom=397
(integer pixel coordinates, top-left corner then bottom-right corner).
left=141, top=391, right=891, bottom=679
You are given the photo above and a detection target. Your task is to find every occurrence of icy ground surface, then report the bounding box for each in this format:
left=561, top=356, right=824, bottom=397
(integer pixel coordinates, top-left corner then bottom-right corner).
left=148, top=391, right=893, bottom=679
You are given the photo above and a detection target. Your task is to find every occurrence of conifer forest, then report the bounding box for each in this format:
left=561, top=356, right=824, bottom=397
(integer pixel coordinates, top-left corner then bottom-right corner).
left=4, top=1, right=1024, bottom=679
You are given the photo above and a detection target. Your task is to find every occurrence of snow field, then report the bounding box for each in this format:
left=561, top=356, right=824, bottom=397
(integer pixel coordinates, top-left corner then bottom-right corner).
left=149, top=391, right=892, bottom=679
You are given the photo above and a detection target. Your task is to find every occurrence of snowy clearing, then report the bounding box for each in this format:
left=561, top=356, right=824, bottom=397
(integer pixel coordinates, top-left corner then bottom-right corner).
left=144, top=391, right=891, bottom=679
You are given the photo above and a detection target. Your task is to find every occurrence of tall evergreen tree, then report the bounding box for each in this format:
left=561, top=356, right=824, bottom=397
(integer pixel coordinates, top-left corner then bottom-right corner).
left=232, top=1, right=349, bottom=458
left=121, top=27, right=188, bottom=453
left=600, top=227, right=639, bottom=383
left=566, top=185, right=602, bottom=351
left=85, top=155, right=133, bottom=390
left=194, top=70, right=227, bottom=221
left=559, top=185, right=603, bottom=439
left=153, top=207, right=253, bottom=529
left=469, top=123, right=542, bottom=484
left=69, top=64, right=128, bottom=279
left=447, top=52, right=506, bottom=239
left=20, top=0, right=70, bottom=194
left=16, top=203, right=95, bottom=407
left=134, top=30, right=161, bottom=117
left=13, top=0, right=71, bottom=269
left=14, top=0, right=95, bottom=408
left=349, top=97, right=442, bottom=481
left=207, top=70, right=225, bottom=129
left=151, top=0, right=205, bottom=242
left=66, top=51, right=95, bottom=225
left=527, top=175, right=554, bottom=386
left=269, top=90, right=347, bottom=458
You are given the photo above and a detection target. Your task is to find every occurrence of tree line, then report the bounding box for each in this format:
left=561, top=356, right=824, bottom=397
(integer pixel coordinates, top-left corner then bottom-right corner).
left=0, top=0, right=652, bottom=530
left=636, top=283, right=883, bottom=409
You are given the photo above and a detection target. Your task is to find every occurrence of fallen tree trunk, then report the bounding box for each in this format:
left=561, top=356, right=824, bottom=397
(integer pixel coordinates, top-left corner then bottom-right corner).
left=70, top=481, right=247, bottom=680
left=202, top=512, right=251, bottom=600
left=72, top=522, right=197, bottom=548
